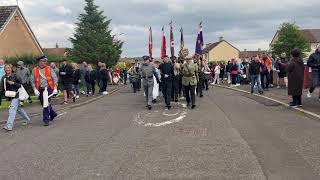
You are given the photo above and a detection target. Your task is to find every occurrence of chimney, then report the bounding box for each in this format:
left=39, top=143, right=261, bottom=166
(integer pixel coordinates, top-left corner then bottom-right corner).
left=55, top=43, right=59, bottom=48
left=219, top=36, right=223, bottom=42
left=244, top=49, right=247, bottom=52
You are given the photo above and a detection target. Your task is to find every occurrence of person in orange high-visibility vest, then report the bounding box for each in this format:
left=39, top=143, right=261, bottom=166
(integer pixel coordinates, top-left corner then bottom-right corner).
left=31, top=56, right=58, bottom=126
left=259, top=53, right=272, bottom=91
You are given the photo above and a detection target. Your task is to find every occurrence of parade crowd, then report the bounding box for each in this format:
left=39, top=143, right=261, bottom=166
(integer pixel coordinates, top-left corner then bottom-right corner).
left=130, top=47, right=320, bottom=110
left=0, top=56, right=128, bottom=131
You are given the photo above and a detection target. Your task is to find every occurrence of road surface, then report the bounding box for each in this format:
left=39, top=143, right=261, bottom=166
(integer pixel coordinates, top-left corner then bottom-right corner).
left=0, top=85, right=320, bottom=180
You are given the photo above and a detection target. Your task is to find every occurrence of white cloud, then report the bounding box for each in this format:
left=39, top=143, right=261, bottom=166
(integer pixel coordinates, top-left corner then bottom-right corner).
left=54, top=6, right=72, bottom=16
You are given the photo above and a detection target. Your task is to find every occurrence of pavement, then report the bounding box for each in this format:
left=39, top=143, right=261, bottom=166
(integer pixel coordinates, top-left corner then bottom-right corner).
left=0, top=85, right=320, bottom=179
left=216, top=82, right=320, bottom=117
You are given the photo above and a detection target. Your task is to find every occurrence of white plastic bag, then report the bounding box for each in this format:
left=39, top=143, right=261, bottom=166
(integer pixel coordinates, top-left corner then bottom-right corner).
left=43, top=87, right=49, bottom=108
left=18, top=85, right=29, bottom=101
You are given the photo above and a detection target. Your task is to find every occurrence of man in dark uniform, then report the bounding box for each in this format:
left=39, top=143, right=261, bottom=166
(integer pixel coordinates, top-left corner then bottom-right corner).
left=159, top=56, right=174, bottom=109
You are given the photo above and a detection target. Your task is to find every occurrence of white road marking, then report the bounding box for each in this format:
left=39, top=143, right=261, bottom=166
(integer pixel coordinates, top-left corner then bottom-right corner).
left=57, top=112, right=67, bottom=117
left=144, top=111, right=187, bottom=127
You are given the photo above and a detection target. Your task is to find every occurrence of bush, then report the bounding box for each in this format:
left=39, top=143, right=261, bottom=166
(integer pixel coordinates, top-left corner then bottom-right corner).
left=3, top=54, right=38, bottom=66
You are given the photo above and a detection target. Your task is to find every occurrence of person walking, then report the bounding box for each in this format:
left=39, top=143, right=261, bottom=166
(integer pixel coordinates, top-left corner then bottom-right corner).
left=181, top=56, right=198, bottom=109
left=307, top=47, right=320, bottom=100
left=287, top=48, right=304, bottom=107
left=249, top=57, right=264, bottom=94
left=141, top=56, right=160, bottom=110
left=1, top=64, right=31, bottom=131
left=72, top=63, right=81, bottom=99
left=50, top=62, right=59, bottom=78
left=196, top=56, right=204, bottom=97
left=59, top=60, right=76, bottom=104
left=31, top=56, right=58, bottom=126
left=275, top=52, right=289, bottom=89
left=84, top=65, right=97, bottom=96
left=159, top=57, right=174, bottom=109
left=202, top=59, right=211, bottom=90
left=16, top=61, right=33, bottom=105
left=122, top=68, right=128, bottom=85
left=230, top=59, right=239, bottom=87
left=152, top=60, right=161, bottom=103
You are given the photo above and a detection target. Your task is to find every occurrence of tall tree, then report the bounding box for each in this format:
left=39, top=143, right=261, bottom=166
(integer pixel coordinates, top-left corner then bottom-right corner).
left=271, top=22, right=310, bottom=57
left=68, top=0, right=123, bottom=67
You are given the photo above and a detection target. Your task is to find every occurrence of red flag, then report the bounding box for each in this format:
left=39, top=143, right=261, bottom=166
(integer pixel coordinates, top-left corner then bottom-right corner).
left=161, top=26, right=167, bottom=59
left=148, top=27, right=153, bottom=58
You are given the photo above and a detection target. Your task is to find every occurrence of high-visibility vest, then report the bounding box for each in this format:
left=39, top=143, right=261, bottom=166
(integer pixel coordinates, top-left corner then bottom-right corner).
left=33, top=66, right=55, bottom=90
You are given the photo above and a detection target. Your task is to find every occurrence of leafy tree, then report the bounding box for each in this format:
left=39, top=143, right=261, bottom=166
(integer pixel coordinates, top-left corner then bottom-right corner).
left=68, top=0, right=123, bottom=67
left=272, top=22, right=310, bottom=57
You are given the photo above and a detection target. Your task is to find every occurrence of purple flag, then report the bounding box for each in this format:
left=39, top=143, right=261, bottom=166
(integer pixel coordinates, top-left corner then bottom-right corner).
left=195, top=22, right=204, bottom=55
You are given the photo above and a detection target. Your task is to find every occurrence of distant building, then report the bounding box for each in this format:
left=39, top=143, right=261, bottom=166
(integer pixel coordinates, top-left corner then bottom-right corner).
left=43, top=47, right=67, bottom=57
left=0, top=6, right=43, bottom=59
left=203, top=37, right=240, bottom=62
left=239, top=49, right=268, bottom=60
left=270, top=29, right=320, bottom=56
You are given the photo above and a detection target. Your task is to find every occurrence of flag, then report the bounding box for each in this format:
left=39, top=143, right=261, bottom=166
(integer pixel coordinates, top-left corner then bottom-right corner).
left=180, top=26, right=184, bottom=51
left=169, top=21, right=175, bottom=58
left=195, top=22, right=204, bottom=56
left=161, top=26, right=167, bottom=59
left=148, top=27, right=153, bottom=58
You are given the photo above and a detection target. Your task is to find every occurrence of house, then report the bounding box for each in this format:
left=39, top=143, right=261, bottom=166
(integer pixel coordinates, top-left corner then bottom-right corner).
left=43, top=47, right=68, bottom=57
left=270, top=29, right=320, bottom=56
left=0, top=6, right=43, bottom=59
left=239, top=49, right=268, bottom=60
left=203, top=37, right=240, bottom=62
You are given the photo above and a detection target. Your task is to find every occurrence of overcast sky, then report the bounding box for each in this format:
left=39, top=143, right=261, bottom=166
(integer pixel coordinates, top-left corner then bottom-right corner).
left=2, top=0, right=320, bottom=57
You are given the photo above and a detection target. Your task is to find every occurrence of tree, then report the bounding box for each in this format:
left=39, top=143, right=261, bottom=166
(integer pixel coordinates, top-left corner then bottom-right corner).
left=271, top=22, right=310, bottom=57
left=68, top=0, right=123, bottom=67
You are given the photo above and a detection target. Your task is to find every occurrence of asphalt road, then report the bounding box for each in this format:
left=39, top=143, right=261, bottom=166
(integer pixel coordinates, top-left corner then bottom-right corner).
left=0, top=85, right=320, bottom=180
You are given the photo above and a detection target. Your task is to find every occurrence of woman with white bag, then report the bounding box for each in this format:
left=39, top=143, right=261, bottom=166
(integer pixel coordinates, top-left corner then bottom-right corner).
left=0, top=64, right=30, bottom=131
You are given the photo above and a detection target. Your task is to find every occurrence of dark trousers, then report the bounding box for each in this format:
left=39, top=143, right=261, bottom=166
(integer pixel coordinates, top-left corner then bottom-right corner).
left=172, top=75, right=179, bottom=101
left=292, top=95, right=302, bottom=105
left=197, top=76, right=204, bottom=96
left=185, top=84, right=196, bottom=106
left=309, top=71, right=320, bottom=93
left=162, top=80, right=173, bottom=106
left=178, top=75, right=184, bottom=97
left=270, top=70, right=274, bottom=85
left=261, top=72, right=270, bottom=90
left=231, top=74, right=237, bottom=85
left=39, top=88, right=57, bottom=123
left=99, top=79, right=107, bottom=93
left=124, top=75, right=127, bottom=85
left=87, top=82, right=95, bottom=95
left=203, top=79, right=209, bottom=90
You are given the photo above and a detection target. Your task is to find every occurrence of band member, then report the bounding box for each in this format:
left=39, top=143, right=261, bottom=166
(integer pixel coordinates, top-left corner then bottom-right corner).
left=152, top=59, right=161, bottom=103
left=172, top=57, right=181, bottom=102
left=31, top=56, right=58, bottom=126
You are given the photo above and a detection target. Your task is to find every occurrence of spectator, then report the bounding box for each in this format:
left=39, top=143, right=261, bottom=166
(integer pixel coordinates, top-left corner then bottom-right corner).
left=211, top=63, right=221, bottom=85
left=0, top=64, right=31, bottom=131
left=85, top=65, right=97, bottom=96
left=16, top=61, right=33, bottom=104
left=249, top=57, right=263, bottom=94
left=50, top=62, right=59, bottom=78
left=0, top=59, right=5, bottom=79
left=260, top=53, right=272, bottom=91
left=81, top=62, right=88, bottom=95
left=275, top=52, right=289, bottom=88
left=59, top=60, right=76, bottom=104
left=230, top=59, right=239, bottom=87
left=99, top=63, right=109, bottom=95
left=72, top=63, right=81, bottom=99
left=226, top=61, right=232, bottom=84
left=307, top=47, right=320, bottom=100
left=287, top=48, right=304, bottom=107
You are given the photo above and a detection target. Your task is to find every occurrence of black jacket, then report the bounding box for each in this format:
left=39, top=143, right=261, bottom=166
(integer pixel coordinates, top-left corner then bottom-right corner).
left=59, top=64, right=73, bottom=85
left=0, top=75, right=22, bottom=105
left=72, top=69, right=81, bottom=85
left=307, top=51, right=320, bottom=71
left=85, top=70, right=97, bottom=84
left=99, top=69, right=109, bottom=81
left=159, top=63, right=174, bottom=81
left=288, top=57, right=304, bottom=96
left=249, top=61, right=261, bottom=75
